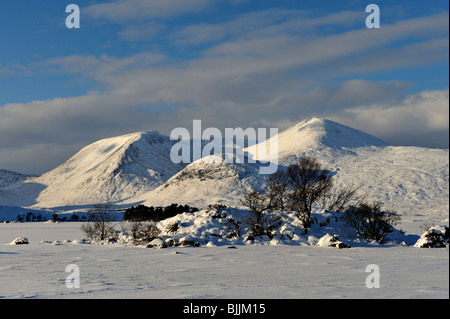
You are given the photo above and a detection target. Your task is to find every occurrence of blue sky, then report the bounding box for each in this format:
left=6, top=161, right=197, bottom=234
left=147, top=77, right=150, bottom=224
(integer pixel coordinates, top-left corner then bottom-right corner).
left=0, top=0, right=448, bottom=174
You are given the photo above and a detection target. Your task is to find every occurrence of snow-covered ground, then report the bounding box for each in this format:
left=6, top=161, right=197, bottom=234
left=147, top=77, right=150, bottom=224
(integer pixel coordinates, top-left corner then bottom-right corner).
left=1, top=215, right=448, bottom=299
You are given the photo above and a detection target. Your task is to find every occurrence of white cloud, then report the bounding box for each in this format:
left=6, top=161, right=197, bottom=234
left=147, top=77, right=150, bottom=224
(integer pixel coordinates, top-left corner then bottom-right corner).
left=41, top=53, right=166, bottom=79
left=0, top=67, right=14, bottom=76
left=85, top=0, right=215, bottom=21
left=170, top=9, right=363, bottom=46
left=0, top=10, right=448, bottom=174
left=329, top=89, right=449, bottom=148
left=118, top=22, right=166, bottom=41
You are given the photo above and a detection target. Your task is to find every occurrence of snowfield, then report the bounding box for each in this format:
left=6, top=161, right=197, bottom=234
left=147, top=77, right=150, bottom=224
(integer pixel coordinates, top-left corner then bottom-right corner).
left=0, top=208, right=448, bottom=299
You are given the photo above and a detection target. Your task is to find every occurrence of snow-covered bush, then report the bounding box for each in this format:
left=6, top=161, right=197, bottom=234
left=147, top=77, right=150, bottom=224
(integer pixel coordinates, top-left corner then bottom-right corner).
left=342, top=201, right=401, bottom=244
left=414, top=226, right=449, bottom=248
left=129, top=221, right=160, bottom=245
left=166, top=221, right=179, bottom=234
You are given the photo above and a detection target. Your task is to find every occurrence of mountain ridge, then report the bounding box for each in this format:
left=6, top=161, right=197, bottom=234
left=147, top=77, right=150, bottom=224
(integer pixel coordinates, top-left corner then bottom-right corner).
left=0, top=117, right=448, bottom=226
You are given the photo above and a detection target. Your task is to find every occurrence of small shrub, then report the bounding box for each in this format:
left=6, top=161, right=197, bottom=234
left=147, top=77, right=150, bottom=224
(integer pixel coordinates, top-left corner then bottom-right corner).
left=343, top=201, right=401, bottom=244
left=130, top=221, right=161, bottom=245
left=16, top=214, right=24, bottom=223
left=166, top=222, right=179, bottom=234
left=208, top=204, right=228, bottom=210
left=52, top=213, right=59, bottom=223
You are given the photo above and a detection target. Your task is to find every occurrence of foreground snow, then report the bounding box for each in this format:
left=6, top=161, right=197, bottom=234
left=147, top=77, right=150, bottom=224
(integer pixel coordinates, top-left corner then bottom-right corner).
left=1, top=222, right=448, bottom=299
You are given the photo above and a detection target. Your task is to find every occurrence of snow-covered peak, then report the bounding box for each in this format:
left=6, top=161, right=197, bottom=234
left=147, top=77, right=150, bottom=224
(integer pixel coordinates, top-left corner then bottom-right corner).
left=280, top=117, right=388, bottom=149
left=247, top=117, right=389, bottom=162
left=27, top=130, right=186, bottom=208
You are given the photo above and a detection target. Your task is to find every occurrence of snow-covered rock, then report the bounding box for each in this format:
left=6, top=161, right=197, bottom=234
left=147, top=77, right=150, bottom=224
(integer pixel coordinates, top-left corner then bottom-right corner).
left=179, top=235, right=201, bottom=247
left=317, top=234, right=351, bottom=249
left=145, top=238, right=168, bottom=249
left=9, top=237, right=29, bottom=245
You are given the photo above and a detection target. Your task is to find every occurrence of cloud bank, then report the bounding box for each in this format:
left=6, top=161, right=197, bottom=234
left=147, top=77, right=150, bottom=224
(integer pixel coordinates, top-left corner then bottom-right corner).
left=0, top=5, right=448, bottom=174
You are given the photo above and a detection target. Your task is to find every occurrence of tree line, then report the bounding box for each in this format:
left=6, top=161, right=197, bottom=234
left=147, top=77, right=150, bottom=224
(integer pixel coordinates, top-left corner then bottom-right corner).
left=123, top=203, right=199, bottom=222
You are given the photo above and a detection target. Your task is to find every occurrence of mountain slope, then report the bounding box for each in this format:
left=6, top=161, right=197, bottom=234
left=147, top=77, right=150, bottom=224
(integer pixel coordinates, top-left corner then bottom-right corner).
left=0, top=170, right=40, bottom=207
left=0, top=169, right=35, bottom=189
left=326, top=146, right=448, bottom=231
left=129, top=154, right=266, bottom=208
left=25, top=131, right=185, bottom=208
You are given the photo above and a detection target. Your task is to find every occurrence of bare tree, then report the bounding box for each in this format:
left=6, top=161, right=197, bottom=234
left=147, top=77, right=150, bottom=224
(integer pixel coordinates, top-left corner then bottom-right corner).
left=286, top=157, right=333, bottom=233
left=321, top=184, right=366, bottom=213
left=81, top=203, right=116, bottom=242
left=265, top=170, right=289, bottom=211
left=240, top=188, right=272, bottom=238
left=247, top=157, right=365, bottom=235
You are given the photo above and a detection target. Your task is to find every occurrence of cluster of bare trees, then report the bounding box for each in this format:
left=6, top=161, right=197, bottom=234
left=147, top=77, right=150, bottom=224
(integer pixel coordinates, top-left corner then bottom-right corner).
left=81, top=203, right=161, bottom=244
left=242, top=156, right=400, bottom=242
left=80, top=203, right=116, bottom=242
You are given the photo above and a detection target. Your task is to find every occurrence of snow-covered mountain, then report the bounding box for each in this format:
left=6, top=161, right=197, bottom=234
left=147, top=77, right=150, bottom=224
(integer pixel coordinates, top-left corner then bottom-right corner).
left=246, top=118, right=449, bottom=230
left=125, top=118, right=448, bottom=231
left=246, top=117, right=389, bottom=163
left=129, top=154, right=266, bottom=208
left=4, top=131, right=186, bottom=208
left=136, top=117, right=393, bottom=208
left=0, top=117, right=448, bottom=233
